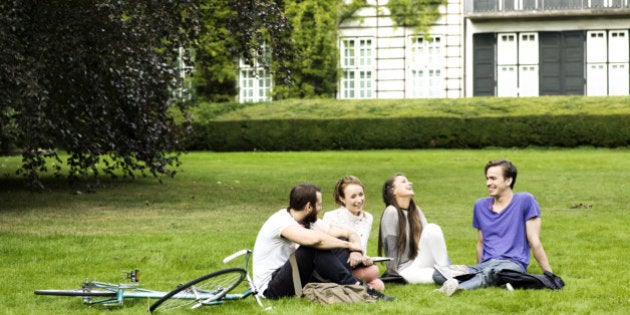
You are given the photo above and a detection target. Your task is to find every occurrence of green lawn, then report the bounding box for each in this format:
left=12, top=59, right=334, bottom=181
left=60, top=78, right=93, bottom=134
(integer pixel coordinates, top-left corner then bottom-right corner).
left=1, top=148, right=628, bottom=314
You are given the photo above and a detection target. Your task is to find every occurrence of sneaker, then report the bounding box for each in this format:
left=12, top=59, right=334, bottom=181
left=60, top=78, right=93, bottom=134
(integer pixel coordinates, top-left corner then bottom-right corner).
left=436, top=278, right=460, bottom=297
left=505, top=283, right=514, bottom=291
left=366, top=286, right=396, bottom=301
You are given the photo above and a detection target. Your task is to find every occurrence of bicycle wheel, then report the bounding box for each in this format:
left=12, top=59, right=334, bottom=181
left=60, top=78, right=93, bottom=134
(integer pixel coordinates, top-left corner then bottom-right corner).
left=149, top=267, right=246, bottom=313
left=35, top=289, right=116, bottom=297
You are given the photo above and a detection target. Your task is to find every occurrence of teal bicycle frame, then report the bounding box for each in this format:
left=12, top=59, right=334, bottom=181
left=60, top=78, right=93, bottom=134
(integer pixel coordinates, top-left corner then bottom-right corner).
left=35, top=249, right=268, bottom=310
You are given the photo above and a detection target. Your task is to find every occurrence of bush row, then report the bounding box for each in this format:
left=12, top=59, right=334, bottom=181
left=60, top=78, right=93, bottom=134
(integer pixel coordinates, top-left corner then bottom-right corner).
left=186, top=114, right=630, bottom=151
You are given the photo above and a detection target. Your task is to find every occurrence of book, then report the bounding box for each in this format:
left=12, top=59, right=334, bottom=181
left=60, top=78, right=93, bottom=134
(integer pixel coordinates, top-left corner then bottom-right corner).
left=434, top=264, right=470, bottom=279
left=370, top=256, right=393, bottom=262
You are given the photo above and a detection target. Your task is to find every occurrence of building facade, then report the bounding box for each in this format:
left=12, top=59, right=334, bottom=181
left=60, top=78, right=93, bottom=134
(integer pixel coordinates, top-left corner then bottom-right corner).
left=466, top=0, right=630, bottom=97
left=237, top=0, right=630, bottom=102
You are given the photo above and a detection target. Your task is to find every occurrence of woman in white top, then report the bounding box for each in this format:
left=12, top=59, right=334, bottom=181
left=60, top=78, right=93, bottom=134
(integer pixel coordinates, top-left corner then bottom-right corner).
left=323, top=176, right=385, bottom=290
left=378, top=173, right=451, bottom=284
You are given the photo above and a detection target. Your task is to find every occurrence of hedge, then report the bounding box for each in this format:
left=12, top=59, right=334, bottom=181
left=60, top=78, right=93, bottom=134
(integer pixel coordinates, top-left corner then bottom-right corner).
left=187, top=114, right=630, bottom=151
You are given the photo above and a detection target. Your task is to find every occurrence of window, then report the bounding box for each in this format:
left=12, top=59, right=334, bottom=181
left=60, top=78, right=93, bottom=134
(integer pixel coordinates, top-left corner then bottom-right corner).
left=238, top=46, right=272, bottom=103
left=339, top=38, right=374, bottom=99
left=497, top=32, right=539, bottom=97
left=497, top=33, right=518, bottom=96
left=586, top=30, right=629, bottom=96
left=407, top=35, right=445, bottom=98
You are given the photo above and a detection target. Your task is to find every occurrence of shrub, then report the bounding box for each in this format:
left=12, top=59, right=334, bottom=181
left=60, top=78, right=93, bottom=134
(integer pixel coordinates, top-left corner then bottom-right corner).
left=187, top=97, right=630, bottom=151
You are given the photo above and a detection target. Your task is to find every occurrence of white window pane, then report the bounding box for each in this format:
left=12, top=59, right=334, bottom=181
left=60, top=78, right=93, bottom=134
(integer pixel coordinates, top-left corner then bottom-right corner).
left=587, top=63, right=608, bottom=96
left=609, top=30, right=629, bottom=63
left=519, top=33, right=538, bottom=64
left=518, top=65, right=539, bottom=96
left=587, top=31, right=607, bottom=63
left=609, top=63, right=629, bottom=95
left=497, top=66, right=518, bottom=96
left=498, top=33, right=517, bottom=65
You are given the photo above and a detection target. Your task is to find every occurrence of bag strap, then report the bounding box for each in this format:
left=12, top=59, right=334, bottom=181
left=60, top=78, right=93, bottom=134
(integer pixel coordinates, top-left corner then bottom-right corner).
left=289, top=252, right=303, bottom=296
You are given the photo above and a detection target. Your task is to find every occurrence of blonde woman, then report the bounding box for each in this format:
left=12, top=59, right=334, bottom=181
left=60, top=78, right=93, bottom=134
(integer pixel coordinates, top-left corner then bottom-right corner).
left=322, top=176, right=385, bottom=290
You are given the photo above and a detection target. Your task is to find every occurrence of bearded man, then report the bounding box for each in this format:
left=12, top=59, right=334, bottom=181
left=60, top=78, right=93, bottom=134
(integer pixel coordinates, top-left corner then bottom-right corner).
left=253, top=183, right=393, bottom=301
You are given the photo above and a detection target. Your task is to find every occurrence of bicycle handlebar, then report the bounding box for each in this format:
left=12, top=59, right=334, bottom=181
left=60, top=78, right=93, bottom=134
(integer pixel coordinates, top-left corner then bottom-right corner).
left=222, top=249, right=250, bottom=264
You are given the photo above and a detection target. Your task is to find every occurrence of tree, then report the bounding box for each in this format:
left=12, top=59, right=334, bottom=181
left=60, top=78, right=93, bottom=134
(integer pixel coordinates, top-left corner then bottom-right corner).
left=193, top=0, right=293, bottom=102
left=1, top=0, right=295, bottom=189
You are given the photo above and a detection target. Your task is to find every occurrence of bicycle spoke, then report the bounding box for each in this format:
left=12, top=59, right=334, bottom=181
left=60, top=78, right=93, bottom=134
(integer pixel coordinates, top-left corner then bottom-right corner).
left=149, top=268, right=246, bottom=313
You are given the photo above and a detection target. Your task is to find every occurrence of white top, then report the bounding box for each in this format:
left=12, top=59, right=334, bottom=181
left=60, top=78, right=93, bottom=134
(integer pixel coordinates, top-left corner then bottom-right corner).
left=252, top=209, right=299, bottom=295
left=322, top=207, right=373, bottom=253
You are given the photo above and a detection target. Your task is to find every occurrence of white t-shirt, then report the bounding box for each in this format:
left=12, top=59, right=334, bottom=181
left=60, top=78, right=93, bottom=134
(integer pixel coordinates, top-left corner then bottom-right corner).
left=322, top=207, right=373, bottom=253
left=252, top=209, right=299, bottom=295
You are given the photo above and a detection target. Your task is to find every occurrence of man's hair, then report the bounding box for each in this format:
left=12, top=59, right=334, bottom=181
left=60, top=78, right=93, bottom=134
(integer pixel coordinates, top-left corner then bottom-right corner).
left=333, top=175, right=364, bottom=206
left=485, top=159, right=518, bottom=189
left=288, top=183, right=321, bottom=212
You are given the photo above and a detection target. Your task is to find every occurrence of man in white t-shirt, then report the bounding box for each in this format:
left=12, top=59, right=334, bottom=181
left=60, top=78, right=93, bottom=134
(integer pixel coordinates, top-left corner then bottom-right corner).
left=252, top=183, right=395, bottom=301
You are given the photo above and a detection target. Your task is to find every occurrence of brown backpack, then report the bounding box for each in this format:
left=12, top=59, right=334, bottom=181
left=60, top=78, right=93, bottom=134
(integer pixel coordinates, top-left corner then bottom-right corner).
left=289, top=253, right=374, bottom=304
left=302, top=282, right=375, bottom=304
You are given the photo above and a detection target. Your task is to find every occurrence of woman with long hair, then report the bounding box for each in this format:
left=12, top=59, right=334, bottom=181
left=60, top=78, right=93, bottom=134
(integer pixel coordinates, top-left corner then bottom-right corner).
left=378, top=173, right=450, bottom=283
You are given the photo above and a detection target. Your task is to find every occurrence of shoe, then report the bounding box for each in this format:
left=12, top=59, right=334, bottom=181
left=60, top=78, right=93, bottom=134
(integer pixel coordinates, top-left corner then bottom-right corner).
left=436, top=278, right=460, bottom=297
left=366, top=286, right=396, bottom=301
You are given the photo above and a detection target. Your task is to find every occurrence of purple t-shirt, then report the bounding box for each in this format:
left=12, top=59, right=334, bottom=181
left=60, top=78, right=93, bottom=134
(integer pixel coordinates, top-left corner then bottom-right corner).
left=472, top=192, right=541, bottom=271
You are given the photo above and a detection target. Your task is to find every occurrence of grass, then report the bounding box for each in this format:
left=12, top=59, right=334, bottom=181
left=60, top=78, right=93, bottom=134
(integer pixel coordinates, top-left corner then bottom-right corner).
left=1, top=148, right=629, bottom=314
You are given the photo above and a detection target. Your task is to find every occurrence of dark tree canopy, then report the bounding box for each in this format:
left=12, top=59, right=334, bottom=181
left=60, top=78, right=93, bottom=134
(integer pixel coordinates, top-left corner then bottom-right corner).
left=0, top=0, right=204, bottom=189
left=1, top=1, right=203, bottom=189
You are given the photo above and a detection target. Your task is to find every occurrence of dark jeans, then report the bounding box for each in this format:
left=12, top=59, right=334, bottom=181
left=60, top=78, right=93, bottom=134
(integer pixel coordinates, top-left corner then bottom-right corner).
left=263, top=246, right=357, bottom=299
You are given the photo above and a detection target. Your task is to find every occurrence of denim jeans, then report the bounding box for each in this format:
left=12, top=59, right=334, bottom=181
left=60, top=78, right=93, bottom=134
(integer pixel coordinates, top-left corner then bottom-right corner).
left=457, top=259, right=524, bottom=291
left=263, top=246, right=357, bottom=299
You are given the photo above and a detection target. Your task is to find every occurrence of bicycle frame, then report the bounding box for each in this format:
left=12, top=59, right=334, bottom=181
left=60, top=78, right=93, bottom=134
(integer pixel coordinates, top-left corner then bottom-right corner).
left=217, top=249, right=266, bottom=309
left=36, top=249, right=268, bottom=310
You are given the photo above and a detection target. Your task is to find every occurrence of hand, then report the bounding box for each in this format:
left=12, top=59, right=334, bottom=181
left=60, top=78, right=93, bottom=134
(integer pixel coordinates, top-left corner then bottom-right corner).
left=347, top=251, right=364, bottom=268
left=361, top=256, right=374, bottom=266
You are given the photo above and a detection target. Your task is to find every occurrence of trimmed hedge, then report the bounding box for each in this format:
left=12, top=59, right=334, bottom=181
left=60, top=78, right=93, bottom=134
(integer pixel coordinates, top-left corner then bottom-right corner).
left=184, top=96, right=630, bottom=151
left=187, top=114, right=630, bottom=151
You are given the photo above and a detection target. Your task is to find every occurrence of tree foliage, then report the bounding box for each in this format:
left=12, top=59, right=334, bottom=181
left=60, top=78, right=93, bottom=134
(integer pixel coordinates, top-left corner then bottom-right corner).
left=1, top=0, right=296, bottom=189
left=193, top=0, right=293, bottom=102
left=0, top=1, right=202, bottom=189
left=387, top=0, right=446, bottom=36
left=274, top=0, right=341, bottom=98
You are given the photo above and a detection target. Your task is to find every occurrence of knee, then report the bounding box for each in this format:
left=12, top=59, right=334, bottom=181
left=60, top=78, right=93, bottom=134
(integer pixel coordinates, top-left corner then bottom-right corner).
left=353, top=264, right=380, bottom=281
left=422, top=223, right=444, bottom=240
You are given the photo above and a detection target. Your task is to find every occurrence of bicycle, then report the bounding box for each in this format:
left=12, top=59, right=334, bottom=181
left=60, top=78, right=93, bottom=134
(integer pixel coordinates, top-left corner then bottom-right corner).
left=35, top=249, right=270, bottom=313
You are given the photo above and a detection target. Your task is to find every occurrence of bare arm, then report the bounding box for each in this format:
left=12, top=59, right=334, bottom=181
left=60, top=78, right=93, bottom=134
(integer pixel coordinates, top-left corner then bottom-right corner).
left=326, top=224, right=368, bottom=267
left=281, top=225, right=363, bottom=254
left=476, top=230, right=484, bottom=263
left=526, top=217, right=552, bottom=272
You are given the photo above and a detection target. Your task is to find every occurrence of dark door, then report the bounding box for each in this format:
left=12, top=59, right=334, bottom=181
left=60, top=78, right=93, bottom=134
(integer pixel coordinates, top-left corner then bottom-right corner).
left=539, top=31, right=585, bottom=95
left=473, top=33, right=495, bottom=96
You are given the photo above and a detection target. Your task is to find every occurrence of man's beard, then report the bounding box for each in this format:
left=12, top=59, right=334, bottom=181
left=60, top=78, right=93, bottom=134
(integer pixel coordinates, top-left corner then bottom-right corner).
left=301, top=209, right=318, bottom=228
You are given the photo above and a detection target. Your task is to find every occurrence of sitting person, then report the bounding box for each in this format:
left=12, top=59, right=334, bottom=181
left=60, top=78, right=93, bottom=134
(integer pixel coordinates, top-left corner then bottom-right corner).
left=322, top=176, right=384, bottom=290
left=252, top=183, right=394, bottom=301
left=378, top=173, right=451, bottom=284
left=435, top=159, right=555, bottom=296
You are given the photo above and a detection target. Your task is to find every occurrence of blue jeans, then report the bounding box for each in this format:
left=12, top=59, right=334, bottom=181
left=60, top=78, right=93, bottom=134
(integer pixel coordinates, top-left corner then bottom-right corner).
left=457, top=259, right=524, bottom=291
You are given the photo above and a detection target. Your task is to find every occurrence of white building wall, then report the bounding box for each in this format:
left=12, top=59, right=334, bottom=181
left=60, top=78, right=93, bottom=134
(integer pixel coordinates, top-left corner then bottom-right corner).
left=338, top=0, right=465, bottom=99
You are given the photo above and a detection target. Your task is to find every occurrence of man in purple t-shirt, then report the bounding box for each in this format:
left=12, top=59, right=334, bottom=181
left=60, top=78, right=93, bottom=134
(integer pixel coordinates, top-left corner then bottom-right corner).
left=437, top=159, right=553, bottom=296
